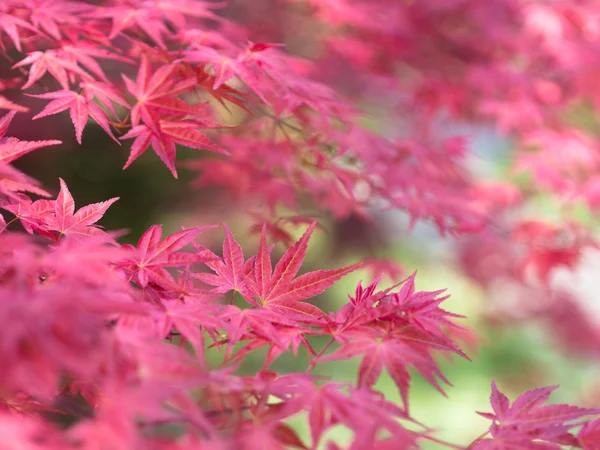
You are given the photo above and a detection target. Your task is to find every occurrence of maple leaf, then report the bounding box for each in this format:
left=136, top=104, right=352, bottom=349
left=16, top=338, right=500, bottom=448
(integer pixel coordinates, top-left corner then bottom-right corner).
left=193, top=223, right=255, bottom=303
left=0, top=135, right=62, bottom=166
left=321, top=274, right=470, bottom=410
left=122, top=55, right=202, bottom=133
left=59, top=41, right=134, bottom=83
left=27, top=0, right=91, bottom=40
left=320, top=326, right=461, bottom=412
left=120, top=224, right=218, bottom=289
left=280, top=377, right=415, bottom=448
left=39, top=178, right=119, bottom=241
left=88, top=5, right=170, bottom=49
left=12, top=50, right=92, bottom=90
left=119, top=119, right=226, bottom=178
left=162, top=301, right=224, bottom=365
left=80, top=81, right=129, bottom=120
left=472, top=382, right=600, bottom=449
left=180, top=44, right=276, bottom=105
left=0, top=12, right=36, bottom=52
left=154, top=0, right=226, bottom=30
left=215, top=305, right=299, bottom=359
left=384, top=271, right=467, bottom=342
left=245, top=222, right=362, bottom=314
left=1, top=197, right=55, bottom=234
left=29, top=90, right=119, bottom=144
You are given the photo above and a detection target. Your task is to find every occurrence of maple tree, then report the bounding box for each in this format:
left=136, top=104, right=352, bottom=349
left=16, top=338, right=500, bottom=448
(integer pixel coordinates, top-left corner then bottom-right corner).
left=1, top=0, right=600, bottom=449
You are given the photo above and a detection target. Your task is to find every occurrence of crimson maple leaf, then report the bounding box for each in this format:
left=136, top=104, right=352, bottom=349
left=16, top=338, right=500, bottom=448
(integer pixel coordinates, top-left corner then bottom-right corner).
left=1, top=197, right=55, bottom=235
left=120, top=224, right=218, bottom=289
left=181, top=43, right=280, bottom=106
left=122, top=55, right=201, bottom=133
left=41, top=178, right=119, bottom=241
left=245, top=222, right=362, bottom=315
left=13, top=50, right=91, bottom=90
left=119, top=118, right=226, bottom=178
left=320, top=325, right=462, bottom=412
left=80, top=81, right=129, bottom=120
left=59, top=41, right=134, bottom=83
left=193, top=223, right=255, bottom=303
left=472, top=382, right=600, bottom=449
left=29, top=90, right=119, bottom=144
left=0, top=11, right=36, bottom=52
left=280, top=377, right=414, bottom=449
left=88, top=5, right=170, bottom=49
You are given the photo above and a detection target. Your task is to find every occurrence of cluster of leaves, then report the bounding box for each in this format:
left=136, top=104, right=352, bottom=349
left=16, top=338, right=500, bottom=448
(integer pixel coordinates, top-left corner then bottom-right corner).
left=244, top=0, right=600, bottom=359
left=1, top=0, right=600, bottom=449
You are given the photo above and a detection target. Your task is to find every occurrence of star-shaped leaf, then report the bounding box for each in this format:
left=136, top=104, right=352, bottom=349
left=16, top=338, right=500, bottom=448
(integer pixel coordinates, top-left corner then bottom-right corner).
left=44, top=178, right=119, bottom=241
left=246, top=222, right=362, bottom=314
left=121, top=224, right=218, bottom=289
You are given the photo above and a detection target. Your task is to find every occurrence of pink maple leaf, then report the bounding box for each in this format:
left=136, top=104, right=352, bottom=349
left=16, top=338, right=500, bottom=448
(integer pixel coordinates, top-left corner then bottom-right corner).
left=119, top=119, right=226, bottom=178
left=13, top=50, right=92, bottom=90
left=120, top=224, right=218, bottom=289
left=246, top=222, right=362, bottom=314
left=41, top=178, right=119, bottom=242
left=121, top=55, right=201, bottom=133
left=29, top=90, right=119, bottom=144
left=473, top=382, right=600, bottom=449
left=193, top=223, right=255, bottom=302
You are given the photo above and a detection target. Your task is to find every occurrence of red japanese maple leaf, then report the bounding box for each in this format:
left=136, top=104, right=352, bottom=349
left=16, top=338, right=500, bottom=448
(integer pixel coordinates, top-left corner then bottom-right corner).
left=120, top=224, right=218, bottom=289
left=320, top=325, right=461, bottom=411
left=41, top=178, right=119, bottom=241
left=279, top=377, right=414, bottom=448
left=59, top=41, right=134, bottom=83
left=88, top=5, right=170, bottom=50
left=13, top=50, right=91, bottom=90
left=193, top=223, right=255, bottom=303
left=121, top=55, right=201, bottom=133
left=245, top=222, right=362, bottom=315
left=80, top=81, right=129, bottom=120
left=473, top=382, right=600, bottom=449
left=29, top=90, right=119, bottom=144
left=119, top=118, right=225, bottom=178
left=2, top=197, right=55, bottom=235
left=0, top=11, right=36, bottom=52
left=181, top=42, right=288, bottom=107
